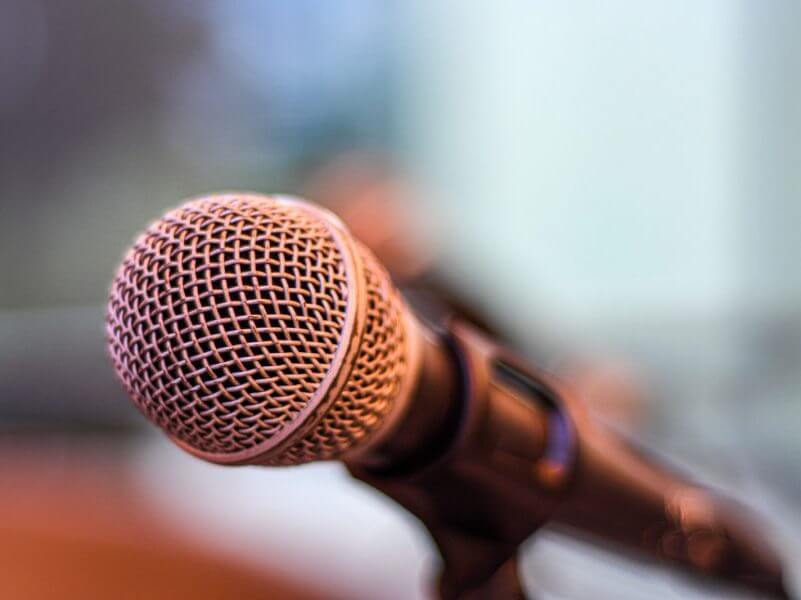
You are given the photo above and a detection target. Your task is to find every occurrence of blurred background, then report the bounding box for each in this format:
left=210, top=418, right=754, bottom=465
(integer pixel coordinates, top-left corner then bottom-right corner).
left=0, top=1, right=799, bottom=598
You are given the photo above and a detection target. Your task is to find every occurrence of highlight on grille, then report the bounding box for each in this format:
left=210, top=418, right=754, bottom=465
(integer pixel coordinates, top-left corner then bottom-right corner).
left=106, top=193, right=411, bottom=465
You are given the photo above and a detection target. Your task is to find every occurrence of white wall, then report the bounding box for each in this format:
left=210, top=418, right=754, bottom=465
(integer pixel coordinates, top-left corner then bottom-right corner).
left=399, top=1, right=800, bottom=336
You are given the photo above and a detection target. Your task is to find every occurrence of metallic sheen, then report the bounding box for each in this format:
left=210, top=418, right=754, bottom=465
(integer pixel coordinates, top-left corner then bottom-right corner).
left=107, top=193, right=413, bottom=465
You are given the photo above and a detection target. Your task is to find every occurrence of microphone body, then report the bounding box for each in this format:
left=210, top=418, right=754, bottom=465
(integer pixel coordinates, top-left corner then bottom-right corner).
left=350, top=319, right=787, bottom=598
left=107, top=194, right=789, bottom=599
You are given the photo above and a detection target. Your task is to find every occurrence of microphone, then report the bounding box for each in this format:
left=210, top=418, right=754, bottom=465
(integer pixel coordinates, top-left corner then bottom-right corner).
left=107, top=193, right=789, bottom=599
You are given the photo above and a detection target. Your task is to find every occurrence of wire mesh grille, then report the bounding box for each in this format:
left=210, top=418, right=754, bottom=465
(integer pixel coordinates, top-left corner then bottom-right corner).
left=107, top=195, right=349, bottom=456
left=107, top=194, right=409, bottom=464
left=274, top=241, right=408, bottom=464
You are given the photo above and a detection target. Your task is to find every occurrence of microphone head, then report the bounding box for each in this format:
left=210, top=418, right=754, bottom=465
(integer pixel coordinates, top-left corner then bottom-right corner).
left=107, top=193, right=420, bottom=466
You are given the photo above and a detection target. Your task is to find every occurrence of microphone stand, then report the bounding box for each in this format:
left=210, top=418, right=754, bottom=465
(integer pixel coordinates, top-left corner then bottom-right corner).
left=348, top=320, right=789, bottom=600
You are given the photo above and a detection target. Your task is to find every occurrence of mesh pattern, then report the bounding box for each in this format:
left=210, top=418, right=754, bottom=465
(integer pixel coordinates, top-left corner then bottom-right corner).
left=273, top=242, right=408, bottom=464
left=107, top=195, right=349, bottom=456
left=108, top=194, right=410, bottom=465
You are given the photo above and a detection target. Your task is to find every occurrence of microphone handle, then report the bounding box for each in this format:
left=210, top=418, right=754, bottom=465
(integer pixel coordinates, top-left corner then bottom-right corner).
left=349, top=320, right=789, bottom=599
left=551, top=386, right=789, bottom=598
